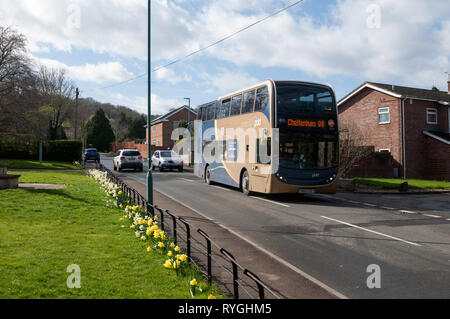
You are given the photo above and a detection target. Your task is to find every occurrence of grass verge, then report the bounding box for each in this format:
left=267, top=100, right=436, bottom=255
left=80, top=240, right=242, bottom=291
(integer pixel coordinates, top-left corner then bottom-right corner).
left=0, top=159, right=84, bottom=170
left=354, top=178, right=450, bottom=190
left=0, top=170, right=224, bottom=299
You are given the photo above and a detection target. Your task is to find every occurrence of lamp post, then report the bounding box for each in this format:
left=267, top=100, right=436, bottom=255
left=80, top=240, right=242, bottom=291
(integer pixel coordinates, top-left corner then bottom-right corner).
left=184, top=97, right=191, bottom=167
left=147, top=0, right=153, bottom=205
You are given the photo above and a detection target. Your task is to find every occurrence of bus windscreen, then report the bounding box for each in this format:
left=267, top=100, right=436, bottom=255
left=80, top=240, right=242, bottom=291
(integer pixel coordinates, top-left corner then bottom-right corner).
left=275, top=82, right=335, bottom=114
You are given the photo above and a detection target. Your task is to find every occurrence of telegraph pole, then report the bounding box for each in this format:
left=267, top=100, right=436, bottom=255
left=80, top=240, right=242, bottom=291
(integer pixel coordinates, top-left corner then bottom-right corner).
left=147, top=0, right=153, bottom=205
left=75, top=88, right=79, bottom=140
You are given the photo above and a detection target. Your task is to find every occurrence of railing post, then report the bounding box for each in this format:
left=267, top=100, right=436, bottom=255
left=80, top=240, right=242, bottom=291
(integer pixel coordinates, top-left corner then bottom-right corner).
left=198, top=229, right=212, bottom=285
left=244, top=269, right=265, bottom=300
left=155, top=206, right=164, bottom=231
left=166, top=210, right=177, bottom=245
left=178, top=217, right=191, bottom=261
left=146, top=202, right=154, bottom=218
left=220, top=248, right=239, bottom=299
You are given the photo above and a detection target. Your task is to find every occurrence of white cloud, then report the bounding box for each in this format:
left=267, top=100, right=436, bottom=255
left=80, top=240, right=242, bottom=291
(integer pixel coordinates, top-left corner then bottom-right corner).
left=106, top=92, right=181, bottom=116
left=200, top=68, right=260, bottom=94
left=34, top=57, right=134, bottom=84
left=154, top=67, right=191, bottom=85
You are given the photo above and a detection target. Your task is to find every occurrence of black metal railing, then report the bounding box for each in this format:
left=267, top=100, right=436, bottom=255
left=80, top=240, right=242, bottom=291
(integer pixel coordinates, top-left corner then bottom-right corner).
left=97, top=163, right=282, bottom=300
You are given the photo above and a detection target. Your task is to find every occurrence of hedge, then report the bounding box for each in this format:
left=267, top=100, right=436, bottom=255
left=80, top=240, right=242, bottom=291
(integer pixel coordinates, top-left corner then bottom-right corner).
left=0, top=133, right=82, bottom=162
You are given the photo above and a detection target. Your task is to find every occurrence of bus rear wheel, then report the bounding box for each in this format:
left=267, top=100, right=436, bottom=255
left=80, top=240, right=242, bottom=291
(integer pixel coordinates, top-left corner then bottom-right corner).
left=241, top=170, right=250, bottom=196
left=205, top=165, right=212, bottom=185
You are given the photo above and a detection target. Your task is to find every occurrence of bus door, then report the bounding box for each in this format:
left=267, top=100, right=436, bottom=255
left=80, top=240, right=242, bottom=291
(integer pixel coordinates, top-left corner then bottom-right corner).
left=250, top=137, right=271, bottom=193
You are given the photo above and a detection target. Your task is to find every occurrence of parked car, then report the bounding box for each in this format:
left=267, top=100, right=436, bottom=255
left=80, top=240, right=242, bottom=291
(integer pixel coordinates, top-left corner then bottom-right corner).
left=82, top=148, right=100, bottom=164
left=113, top=149, right=143, bottom=172
left=151, top=150, right=183, bottom=172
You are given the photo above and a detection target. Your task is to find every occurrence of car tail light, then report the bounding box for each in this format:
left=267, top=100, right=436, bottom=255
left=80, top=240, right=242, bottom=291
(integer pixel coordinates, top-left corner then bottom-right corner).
left=120, top=157, right=125, bottom=160
left=138, top=156, right=143, bottom=160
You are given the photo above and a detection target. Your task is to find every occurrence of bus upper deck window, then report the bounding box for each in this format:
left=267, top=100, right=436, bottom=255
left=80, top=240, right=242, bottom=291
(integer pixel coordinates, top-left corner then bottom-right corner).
left=230, top=94, right=243, bottom=116
left=242, top=90, right=255, bottom=114
left=219, top=99, right=231, bottom=118
left=255, top=86, right=269, bottom=112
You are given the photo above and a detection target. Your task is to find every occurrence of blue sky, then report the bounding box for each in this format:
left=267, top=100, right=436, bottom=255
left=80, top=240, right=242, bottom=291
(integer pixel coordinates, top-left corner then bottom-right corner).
left=1, top=0, right=449, bottom=115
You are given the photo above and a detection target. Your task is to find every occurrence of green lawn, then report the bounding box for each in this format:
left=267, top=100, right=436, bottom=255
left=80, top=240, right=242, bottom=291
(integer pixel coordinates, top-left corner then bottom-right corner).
left=354, top=178, right=450, bottom=190
left=0, top=159, right=84, bottom=170
left=0, top=170, right=223, bottom=299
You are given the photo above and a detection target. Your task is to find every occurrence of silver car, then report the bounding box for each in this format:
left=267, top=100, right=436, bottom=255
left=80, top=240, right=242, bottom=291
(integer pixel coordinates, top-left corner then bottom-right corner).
left=151, top=150, right=183, bottom=172
left=113, top=149, right=144, bottom=172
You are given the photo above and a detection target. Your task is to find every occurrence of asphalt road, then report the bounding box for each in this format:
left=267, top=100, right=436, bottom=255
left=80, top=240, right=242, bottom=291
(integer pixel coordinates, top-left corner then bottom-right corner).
left=101, top=157, right=450, bottom=299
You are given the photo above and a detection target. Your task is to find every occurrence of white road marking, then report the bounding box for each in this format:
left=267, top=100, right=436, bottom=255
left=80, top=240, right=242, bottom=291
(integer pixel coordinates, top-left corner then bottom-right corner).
left=399, top=210, right=418, bottom=215
left=178, top=178, right=195, bottom=183
left=363, top=203, right=377, bottom=207
left=348, top=200, right=360, bottom=204
left=321, top=216, right=422, bottom=247
left=381, top=207, right=395, bottom=210
left=423, top=214, right=442, bottom=219
left=250, top=196, right=291, bottom=208
left=211, top=185, right=231, bottom=192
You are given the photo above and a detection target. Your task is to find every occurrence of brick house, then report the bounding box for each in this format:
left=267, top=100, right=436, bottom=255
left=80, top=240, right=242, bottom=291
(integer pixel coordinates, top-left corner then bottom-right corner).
left=146, top=105, right=197, bottom=150
left=338, top=80, right=450, bottom=180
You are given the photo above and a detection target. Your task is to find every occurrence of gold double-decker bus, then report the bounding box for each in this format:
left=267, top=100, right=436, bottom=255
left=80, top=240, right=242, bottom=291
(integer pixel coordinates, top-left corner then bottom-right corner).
left=194, top=80, right=339, bottom=195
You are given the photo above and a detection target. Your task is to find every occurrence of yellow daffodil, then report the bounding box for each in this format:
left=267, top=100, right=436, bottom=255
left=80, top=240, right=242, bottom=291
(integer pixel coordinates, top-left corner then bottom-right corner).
left=190, top=279, right=197, bottom=286
left=180, top=254, right=187, bottom=262
left=164, top=260, right=172, bottom=268
left=158, top=242, right=165, bottom=248
left=118, top=190, right=123, bottom=195
left=146, top=246, right=152, bottom=252
left=141, top=235, right=147, bottom=241
left=130, top=225, right=135, bottom=229
left=120, top=225, right=125, bottom=228
left=170, top=243, right=175, bottom=248
left=208, top=295, right=216, bottom=299
left=168, top=251, right=173, bottom=257
left=174, top=246, right=180, bottom=252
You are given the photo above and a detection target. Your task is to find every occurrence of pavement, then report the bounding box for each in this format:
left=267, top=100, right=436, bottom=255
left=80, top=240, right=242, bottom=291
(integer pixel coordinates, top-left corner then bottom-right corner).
left=96, top=157, right=450, bottom=299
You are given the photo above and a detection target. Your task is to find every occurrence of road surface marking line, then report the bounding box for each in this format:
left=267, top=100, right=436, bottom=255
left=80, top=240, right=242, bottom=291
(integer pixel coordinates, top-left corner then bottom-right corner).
left=152, top=187, right=347, bottom=299
left=348, top=200, right=360, bottom=204
left=399, top=210, right=417, bottom=215
left=363, top=203, right=377, bottom=207
left=423, top=214, right=442, bottom=218
left=250, top=196, right=291, bottom=208
left=211, top=185, right=231, bottom=192
left=447, top=219, right=450, bottom=221
left=178, top=178, right=194, bottom=182
left=381, top=206, right=395, bottom=210
left=320, top=216, right=421, bottom=247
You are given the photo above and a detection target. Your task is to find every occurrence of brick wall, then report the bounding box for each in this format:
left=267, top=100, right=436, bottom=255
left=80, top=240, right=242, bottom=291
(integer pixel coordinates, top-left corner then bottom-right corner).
left=339, top=88, right=403, bottom=176
left=404, top=100, right=448, bottom=179
left=149, top=108, right=196, bottom=149
left=424, top=136, right=450, bottom=181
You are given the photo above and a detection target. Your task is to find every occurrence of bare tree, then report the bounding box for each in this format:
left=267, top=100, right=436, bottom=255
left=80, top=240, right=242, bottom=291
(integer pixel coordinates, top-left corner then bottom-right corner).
left=36, top=66, right=76, bottom=140
left=0, top=26, right=37, bottom=133
left=339, top=120, right=373, bottom=177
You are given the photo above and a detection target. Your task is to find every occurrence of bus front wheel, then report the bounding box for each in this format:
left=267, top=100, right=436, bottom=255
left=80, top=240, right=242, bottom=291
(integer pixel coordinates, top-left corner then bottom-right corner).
left=241, top=170, right=250, bottom=196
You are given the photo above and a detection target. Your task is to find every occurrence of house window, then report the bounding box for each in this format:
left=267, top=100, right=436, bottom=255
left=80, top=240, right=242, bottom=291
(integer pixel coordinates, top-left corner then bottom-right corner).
left=426, top=108, right=438, bottom=124
left=378, top=107, right=390, bottom=124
